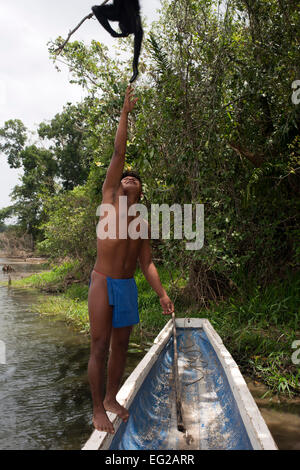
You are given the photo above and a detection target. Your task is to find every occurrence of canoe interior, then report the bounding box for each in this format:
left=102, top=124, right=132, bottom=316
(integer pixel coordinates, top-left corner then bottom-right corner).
left=109, top=327, right=253, bottom=450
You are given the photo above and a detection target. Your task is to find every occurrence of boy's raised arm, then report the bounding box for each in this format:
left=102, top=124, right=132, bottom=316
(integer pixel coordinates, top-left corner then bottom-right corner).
left=102, top=85, right=138, bottom=202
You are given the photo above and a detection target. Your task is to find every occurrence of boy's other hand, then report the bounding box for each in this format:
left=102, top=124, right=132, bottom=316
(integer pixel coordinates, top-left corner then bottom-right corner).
left=123, top=85, right=138, bottom=114
left=160, top=295, right=174, bottom=315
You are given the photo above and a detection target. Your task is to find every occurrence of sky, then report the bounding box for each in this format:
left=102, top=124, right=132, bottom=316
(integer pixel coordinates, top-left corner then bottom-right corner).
left=0, top=0, right=161, bottom=212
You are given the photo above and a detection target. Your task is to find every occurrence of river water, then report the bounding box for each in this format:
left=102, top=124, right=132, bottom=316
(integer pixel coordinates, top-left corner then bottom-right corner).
left=0, top=257, right=299, bottom=450
left=0, top=258, right=146, bottom=450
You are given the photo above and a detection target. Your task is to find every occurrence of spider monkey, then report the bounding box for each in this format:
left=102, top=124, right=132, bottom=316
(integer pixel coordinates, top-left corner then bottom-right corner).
left=92, top=0, right=143, bottom=83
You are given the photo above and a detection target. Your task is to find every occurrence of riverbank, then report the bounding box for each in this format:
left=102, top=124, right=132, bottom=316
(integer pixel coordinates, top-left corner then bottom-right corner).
left=0, top=230, right=35, bottom=258
left=0, top=254, right=48, bottom=263
left=4, top=259, right=300, bottom=397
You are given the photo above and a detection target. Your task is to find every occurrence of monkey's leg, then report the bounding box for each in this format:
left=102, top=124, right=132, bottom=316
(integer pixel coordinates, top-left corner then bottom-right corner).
left=92, top=5, right=122, bottom=38
left=130, top=26, right=143, bottom=83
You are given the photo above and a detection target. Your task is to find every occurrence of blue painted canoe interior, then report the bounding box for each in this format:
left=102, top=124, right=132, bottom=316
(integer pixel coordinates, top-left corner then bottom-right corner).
left=109, top=327, right=253, bottom=450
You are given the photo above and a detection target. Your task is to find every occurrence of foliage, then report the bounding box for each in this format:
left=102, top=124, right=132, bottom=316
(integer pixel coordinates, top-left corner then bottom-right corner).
left=0, top=206, right=15, bottom=226
left=38, top=102, right=94, bottom=190
left=0, top=119, right=58, bottom=237
left=36, top=186, right=98, bottom=268
left=129, top=0, right=300, bottom=298
left=0, top=119, right=27, bottom=168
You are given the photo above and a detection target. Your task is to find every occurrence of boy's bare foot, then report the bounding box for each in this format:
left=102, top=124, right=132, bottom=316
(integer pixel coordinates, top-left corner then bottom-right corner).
left=103, top=398, right=129, bottom=423
left=93, top=409, right=115, bottom=434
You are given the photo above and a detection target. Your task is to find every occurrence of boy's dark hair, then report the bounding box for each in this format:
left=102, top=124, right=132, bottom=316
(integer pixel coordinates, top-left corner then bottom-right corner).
left=121, top=170, right=142, bottom=186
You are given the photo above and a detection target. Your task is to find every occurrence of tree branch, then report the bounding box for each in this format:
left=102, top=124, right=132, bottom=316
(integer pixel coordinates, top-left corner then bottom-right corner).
left=54, top=13, right=95, bottom=55
left=54, top=0, right=110, bottom=55
left=228, top=141, right=264, bottom=167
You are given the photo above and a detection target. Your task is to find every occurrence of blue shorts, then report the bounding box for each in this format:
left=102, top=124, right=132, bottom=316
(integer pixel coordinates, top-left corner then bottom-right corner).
left=89, top=274, right=139, bottom=329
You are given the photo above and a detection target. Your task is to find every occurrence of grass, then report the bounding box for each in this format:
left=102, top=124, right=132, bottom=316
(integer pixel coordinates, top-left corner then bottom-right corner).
left=11, top=260, right=90, bottom=332
left=196, top=273, right=300, bottom=396
left=9, top=261, right=300, bottom=396
left=13, top=260, right=82, bottom=289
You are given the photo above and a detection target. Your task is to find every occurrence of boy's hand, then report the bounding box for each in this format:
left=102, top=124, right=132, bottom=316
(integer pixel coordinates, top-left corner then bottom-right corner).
left=160, top=295, right=174, bottom=315
left=123, top=85, right=138, bottom=114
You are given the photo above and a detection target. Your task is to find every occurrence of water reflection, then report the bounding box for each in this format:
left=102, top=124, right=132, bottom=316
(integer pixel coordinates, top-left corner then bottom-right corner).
left=246, top=379, right=300, bottom=450
left=0, top=257, right=48, bottom=281
left=0, top=284, right=93, bottom=449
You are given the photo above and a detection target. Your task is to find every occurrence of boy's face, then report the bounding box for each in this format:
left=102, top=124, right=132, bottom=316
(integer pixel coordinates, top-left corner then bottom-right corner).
left=121, top=176, right=142, bottom=201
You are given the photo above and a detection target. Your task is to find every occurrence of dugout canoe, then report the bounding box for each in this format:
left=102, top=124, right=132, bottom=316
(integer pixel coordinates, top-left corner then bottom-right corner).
left=82, top=318, right=277, bottom=450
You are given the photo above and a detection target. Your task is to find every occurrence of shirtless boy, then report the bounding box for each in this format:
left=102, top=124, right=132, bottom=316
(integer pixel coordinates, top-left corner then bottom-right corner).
left=88, top=85, right=174, bottom=434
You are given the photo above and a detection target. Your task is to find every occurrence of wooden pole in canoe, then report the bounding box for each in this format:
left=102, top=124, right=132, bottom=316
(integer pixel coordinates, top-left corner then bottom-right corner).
left=171, top=311, right=185, bottom=433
